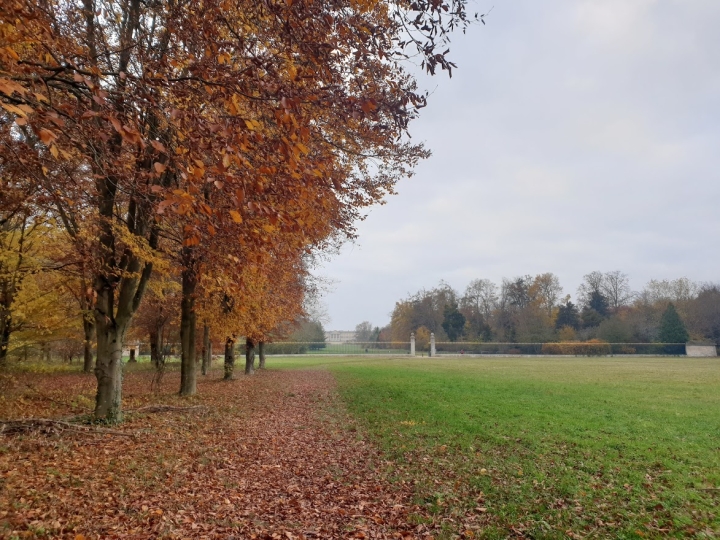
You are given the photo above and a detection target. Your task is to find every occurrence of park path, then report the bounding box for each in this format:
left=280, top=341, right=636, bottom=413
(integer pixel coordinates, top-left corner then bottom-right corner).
left=209, top=369, right=427, bottom=539
left=0, top=368, right=432, bottom=539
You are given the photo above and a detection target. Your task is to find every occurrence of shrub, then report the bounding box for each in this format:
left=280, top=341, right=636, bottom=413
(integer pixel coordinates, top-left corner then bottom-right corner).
left=541, top=340, right=611, bottom=356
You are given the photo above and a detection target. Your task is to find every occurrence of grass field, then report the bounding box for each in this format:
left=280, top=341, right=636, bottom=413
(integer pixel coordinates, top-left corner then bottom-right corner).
left=271, top=356, right=720, bottom=539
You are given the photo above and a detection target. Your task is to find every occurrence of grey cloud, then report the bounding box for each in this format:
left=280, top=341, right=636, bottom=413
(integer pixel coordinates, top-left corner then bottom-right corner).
left=320, top=0, right=720, bottom=329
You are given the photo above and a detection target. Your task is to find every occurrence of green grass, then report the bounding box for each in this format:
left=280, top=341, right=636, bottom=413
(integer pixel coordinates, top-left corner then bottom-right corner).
left=270, top=356, right=720, bottom=538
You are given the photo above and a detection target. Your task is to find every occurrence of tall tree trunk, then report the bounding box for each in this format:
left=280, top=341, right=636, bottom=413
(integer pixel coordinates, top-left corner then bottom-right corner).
left=201, top=323, right=210, bottom=375
left=224, top=337, right=235, bottom=380
left=92, top=219, right=155, bottom=422
left=94, top=319, right=126, bottom=423
left=258, top=341, right=266, bottom=369
left=0, top=312, right=10, bottom=368
left=82, top=318, right=95, bottom=373
left=149, top=330, right=160, bottom=366
left=245, top=337, right=255, bottom=375
left=179, top=249, right=198, bottom=396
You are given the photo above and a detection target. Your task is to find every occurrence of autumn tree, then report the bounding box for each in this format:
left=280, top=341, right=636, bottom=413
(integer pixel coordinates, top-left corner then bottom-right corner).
left=0, top=210, right=81, bottom=366
left=460, top=279, right=496, bottom=340
left=530, top=273, right=562, bottom=318
left=687, top=285, right=720, bottom=347
left=390, top=283, right=458, bottom=341
left=129, top=276, right=180, bottom=369
left=2, top=0, right=483, bottom=420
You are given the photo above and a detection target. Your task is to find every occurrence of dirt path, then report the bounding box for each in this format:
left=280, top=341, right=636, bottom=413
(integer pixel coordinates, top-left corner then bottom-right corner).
left=0, top=369, right=430, bottom=539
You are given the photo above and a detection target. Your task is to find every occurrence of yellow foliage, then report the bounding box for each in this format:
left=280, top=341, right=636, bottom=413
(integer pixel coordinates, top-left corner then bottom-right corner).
left=541, top=339, right=611, bottom=356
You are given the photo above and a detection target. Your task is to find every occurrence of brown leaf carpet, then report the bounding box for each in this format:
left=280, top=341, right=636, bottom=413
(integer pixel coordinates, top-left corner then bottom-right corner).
left=0, top=368, right=430, bottom=539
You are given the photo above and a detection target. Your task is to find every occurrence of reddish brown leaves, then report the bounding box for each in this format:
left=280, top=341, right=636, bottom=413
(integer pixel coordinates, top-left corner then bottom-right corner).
left=0, top=368, right=435, bottom=539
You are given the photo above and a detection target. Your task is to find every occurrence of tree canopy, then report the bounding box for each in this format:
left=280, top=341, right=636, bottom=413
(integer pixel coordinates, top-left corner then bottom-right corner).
left=0, top=0, right=482, bottom=421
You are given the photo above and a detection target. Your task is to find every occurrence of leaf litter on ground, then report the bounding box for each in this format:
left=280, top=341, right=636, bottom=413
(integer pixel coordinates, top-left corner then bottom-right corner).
left=0, top=367, right=438, bottom=539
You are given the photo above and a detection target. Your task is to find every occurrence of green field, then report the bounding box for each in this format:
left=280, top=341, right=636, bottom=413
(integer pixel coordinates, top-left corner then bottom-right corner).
left=270, top=356, right=720, bottom=538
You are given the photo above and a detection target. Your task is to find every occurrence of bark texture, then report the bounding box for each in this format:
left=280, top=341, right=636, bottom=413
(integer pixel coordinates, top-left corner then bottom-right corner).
left=201, top=324, right=210, bottom=375
left=0, top=313, right=9, bottom=368
left=94, top=321, right=125, bottom=423
left=82, top=318, right=95, bottom=373
left=258, top=341, right=266, bottom=369
left=179, top=254, right=197, bottom=396
left=223, top=337, right=235, bottom=380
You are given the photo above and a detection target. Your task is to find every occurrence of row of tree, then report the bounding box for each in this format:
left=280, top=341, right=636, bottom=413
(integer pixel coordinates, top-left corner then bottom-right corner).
left=1, top=0, right=479, bottom=422
left=386, top=273, right=720, bottom=346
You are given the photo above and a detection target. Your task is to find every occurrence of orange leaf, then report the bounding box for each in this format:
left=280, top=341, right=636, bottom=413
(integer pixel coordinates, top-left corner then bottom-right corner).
left=108, top=116, right=123, bottom=133
left=0, top=78, right=26, bottom=96
left=153, top=162, right=167, bottom=173
left=150, top=140, right=166, bottom=153
left=156, top=200, right=173, bottom=214
left=229, top=210, right=243, bottom=223
left=1, top=102, right=28, bottom=117
left=38, top=128, right=57, bottom=144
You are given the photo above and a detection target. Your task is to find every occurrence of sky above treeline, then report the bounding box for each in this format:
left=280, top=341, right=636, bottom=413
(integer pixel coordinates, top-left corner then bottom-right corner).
left=319, top=0, right=720, bottom=330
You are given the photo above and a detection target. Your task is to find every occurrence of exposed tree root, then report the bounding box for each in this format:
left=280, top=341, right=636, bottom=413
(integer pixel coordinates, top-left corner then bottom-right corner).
left=0, top=418, right=137, bottom=439
left=130, top=404, right=208, bottom=414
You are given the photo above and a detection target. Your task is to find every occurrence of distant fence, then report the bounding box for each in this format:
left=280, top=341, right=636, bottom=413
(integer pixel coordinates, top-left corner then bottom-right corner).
left=129, top=341, right=412, bottom=357
left=125, top=340, right=690, bottom=360
left=432, top=342, right=687, bottom=356
left=251, top=342, right=412, bottom=355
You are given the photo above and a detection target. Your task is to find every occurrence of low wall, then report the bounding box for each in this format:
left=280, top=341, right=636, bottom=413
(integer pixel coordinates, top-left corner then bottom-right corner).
left=686, top=345, right=717, bottom=357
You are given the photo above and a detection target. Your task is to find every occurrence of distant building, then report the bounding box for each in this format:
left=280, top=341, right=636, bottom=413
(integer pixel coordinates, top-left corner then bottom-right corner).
left=325, top=330, right=356, bottom=343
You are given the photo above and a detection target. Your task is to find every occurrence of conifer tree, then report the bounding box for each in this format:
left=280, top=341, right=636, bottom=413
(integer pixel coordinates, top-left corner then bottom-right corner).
left=659, top=303, right=689, bottom=343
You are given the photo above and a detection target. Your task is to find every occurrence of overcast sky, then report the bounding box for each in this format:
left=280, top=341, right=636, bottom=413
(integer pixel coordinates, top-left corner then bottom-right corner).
left=319, top=0, right=720, bottom=330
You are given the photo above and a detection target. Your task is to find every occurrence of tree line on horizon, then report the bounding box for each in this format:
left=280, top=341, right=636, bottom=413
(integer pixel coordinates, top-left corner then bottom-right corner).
left=353, top=272, right=720, bottom=348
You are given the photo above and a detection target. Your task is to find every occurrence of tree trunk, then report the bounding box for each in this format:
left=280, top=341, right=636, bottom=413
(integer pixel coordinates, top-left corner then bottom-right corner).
left=245, top=337, right=255, bottom=375
left=150, top=330, right=159, bottom=366
left=224, top=337, right=235, bottom=380
left=179, top=252, right=198, bottom=396
left=94, top=320, right=125, bottom=423
left=258, top=341, right=266, bottom=369
left=201, top=323, right=210, bottom=375
left=128, top=347, right=136, bottom=363
left=83, top=318, right=95, bottom=373
left=0, top=312, right=10, bottom=368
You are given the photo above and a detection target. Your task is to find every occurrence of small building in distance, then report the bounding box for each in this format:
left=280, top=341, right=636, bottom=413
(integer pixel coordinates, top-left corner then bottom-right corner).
left=325, top=330, right=357, bottom=343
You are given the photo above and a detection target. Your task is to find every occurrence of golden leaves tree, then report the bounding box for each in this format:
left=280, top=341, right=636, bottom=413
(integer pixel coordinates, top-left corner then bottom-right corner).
left=1, top=0, right=481, bottom=421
